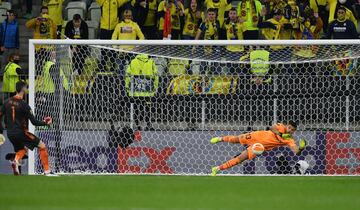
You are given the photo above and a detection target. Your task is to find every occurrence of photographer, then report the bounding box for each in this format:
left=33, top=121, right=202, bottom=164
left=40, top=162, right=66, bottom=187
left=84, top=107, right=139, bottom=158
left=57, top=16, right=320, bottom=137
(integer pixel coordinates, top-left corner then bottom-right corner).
left=276, top=153, right=310, bottom=174
left=107, top=120, right=135, bottom=172
left=25, top=6, right=57, bottom=40
left=26, top=6, right=57, bottom=74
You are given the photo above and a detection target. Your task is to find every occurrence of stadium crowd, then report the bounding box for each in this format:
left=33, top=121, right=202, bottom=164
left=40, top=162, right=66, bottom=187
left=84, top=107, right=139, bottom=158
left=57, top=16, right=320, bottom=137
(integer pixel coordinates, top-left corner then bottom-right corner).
left=20, top=0, right=360, bottom=41
left=0, top=0, right=359, bottom=73
left=12, top=0, right=359, bottom=75
left=1, top=0, right=360, bottom=98
left=0, top=1, right=358, bottom=142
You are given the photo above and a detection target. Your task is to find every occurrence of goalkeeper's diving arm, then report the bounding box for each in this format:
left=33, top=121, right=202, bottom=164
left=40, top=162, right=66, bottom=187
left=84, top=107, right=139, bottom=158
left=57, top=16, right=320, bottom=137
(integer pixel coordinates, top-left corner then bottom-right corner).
left=289, top=139, right=307, bottom=155
left=270, top=125, right=282, bottom=136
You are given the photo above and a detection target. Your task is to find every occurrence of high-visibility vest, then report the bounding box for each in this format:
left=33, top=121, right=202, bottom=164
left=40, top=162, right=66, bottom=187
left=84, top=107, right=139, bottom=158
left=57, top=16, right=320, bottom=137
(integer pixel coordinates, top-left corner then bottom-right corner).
left=125, top=54, right=158, bottom=97
left=2, top=62, right=21, bottom=93
left=250, top=50, right=272, bottom=83
left=37, top=61, right=69, bottom=93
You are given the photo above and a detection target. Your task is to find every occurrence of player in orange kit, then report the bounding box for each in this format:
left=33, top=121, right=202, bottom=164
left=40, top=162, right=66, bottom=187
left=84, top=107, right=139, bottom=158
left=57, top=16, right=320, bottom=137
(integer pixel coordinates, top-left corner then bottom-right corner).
left=210, top=121, right=307, bottom=176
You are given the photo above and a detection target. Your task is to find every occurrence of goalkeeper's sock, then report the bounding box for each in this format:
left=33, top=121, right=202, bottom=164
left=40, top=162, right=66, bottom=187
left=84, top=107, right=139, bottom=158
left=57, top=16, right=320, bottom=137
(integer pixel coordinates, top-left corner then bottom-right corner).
left=13, top=150, right=25, bottom=176
left=219, top=157, right=242, bottom=170
left=15, top=149, right=26, bottom=162
left=39, top=147, right=50, bottom=171
left=222, top=136, right=241, bottom=143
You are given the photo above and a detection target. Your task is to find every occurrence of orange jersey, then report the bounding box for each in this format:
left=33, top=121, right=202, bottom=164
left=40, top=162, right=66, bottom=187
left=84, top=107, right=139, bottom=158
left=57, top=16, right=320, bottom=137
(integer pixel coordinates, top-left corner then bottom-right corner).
left=240, top=130, right=296, bottom=150
left=238, top=130, right=296, bottom=159
left=275, top=123, right=287, bottom=134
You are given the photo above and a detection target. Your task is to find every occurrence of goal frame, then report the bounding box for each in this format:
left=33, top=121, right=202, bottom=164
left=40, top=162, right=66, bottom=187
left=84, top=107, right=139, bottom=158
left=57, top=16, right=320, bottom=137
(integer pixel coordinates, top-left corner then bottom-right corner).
left=27, top=39, right=360, bottom=175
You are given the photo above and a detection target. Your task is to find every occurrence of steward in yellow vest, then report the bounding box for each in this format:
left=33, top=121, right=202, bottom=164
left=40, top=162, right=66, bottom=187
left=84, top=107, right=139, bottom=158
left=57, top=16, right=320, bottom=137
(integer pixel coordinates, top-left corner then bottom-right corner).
left=125, top=54, right=158, bottom=97
left=125, top=54, right=158, bottom=130
left=250, top=50, right=272, bottom=84
left=37, top=60, right=69, bottom=93
left=3, top=54, right=24, bottom=95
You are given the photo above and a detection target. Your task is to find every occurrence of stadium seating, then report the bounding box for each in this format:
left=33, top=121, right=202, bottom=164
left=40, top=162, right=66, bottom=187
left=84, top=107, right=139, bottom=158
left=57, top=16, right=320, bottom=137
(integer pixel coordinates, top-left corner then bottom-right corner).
left=88, top=2, right=101, bottom=23
left=0, top=1, right=11, bottom=23
left=86, top=20, right=99, bottom=39
left=65, top=1, right=87, bottom=20
left=0, top=1, right=11, bottom=10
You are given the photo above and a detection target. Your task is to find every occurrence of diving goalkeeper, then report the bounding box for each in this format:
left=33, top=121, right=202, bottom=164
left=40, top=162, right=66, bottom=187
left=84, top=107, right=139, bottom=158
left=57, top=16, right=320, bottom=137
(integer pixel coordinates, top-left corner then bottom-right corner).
left=210, top=121, right=306, bottom=176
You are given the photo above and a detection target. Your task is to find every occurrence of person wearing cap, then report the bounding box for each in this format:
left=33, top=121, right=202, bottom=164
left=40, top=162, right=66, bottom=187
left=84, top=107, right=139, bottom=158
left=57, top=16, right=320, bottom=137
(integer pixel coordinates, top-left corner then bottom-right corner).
left=65, top=14, right=89, bottom=75
left=325, top=6, right=358, bottom=39
left=0, top=10, right=19, bottom=70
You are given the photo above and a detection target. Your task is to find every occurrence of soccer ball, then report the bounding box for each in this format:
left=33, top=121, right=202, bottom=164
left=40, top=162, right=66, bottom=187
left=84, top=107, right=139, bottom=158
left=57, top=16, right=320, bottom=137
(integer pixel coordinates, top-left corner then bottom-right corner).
left=251, top=143, right=265, bottom=155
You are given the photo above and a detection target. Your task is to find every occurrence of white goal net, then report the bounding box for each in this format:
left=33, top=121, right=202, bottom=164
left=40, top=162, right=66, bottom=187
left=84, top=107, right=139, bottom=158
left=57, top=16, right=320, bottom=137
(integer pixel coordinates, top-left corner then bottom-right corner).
left=29, top=40, right=360, bottom=175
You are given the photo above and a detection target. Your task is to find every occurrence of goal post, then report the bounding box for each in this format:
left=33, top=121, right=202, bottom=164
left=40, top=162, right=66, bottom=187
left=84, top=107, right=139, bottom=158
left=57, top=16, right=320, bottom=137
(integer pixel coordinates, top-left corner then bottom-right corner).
left=28, top=39, right=360, bottom=175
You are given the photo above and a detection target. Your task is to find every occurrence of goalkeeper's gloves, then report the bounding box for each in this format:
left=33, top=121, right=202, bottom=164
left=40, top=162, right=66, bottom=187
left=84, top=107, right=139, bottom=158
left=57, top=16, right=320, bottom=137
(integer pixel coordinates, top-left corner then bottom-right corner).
left=299, top=139, right=307, bottom=150
left=281, top=133, right=292, bottom=140
left=0, top=134, right=5, bottom=146
left=43, top=116, right=53, bottom=125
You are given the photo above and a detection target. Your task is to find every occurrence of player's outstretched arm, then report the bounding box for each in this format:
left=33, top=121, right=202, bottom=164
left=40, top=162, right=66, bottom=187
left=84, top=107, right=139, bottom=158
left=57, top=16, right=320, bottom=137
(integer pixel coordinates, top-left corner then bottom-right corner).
left=25, top=105, right=51, bottom=127
left=29, top=114, right=49, bottom=127
left=270, top=124, right=282, bottom=136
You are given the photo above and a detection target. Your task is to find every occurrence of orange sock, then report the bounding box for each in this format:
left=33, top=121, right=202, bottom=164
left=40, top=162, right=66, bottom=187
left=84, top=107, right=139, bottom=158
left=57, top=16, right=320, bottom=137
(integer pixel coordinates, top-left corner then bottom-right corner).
left=222, top=136, right=241, bottom=143
left=15, top=149, right=26, bottom=162
left=219, top=157, right=242, bottom=170
left=39, top=147, right=50, bottom=171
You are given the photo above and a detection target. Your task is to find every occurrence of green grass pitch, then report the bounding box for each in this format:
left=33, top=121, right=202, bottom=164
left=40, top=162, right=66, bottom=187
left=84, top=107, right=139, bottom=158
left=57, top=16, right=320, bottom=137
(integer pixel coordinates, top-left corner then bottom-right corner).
left=0, top=175, right=359, bottom=210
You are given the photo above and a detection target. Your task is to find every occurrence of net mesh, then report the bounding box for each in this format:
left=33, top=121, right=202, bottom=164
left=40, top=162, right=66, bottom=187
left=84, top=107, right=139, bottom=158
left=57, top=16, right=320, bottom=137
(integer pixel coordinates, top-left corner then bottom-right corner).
left=31, top=41, right=360, bottom=175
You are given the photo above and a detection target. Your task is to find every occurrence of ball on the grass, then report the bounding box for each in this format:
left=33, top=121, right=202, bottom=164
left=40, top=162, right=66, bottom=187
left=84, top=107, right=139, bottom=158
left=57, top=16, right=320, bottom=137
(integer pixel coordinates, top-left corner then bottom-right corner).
left=251, top=143, right=265, bottom=155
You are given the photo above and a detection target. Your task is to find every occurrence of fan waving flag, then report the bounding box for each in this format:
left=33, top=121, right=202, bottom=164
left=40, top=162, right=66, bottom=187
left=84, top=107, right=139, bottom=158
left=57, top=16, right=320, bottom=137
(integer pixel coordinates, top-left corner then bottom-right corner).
left=163, top=1, right=172, bottom=39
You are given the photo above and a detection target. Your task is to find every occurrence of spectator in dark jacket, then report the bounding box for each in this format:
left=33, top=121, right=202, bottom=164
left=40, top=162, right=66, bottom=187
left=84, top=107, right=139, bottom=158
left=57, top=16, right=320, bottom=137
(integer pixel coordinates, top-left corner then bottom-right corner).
left=325, top=6, right=358, bottom=39
left=65, top=14, right=89, bottom=74
left=0, top=10, right=19, bottom=71
left=133, top=0, right=158, bottom=39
